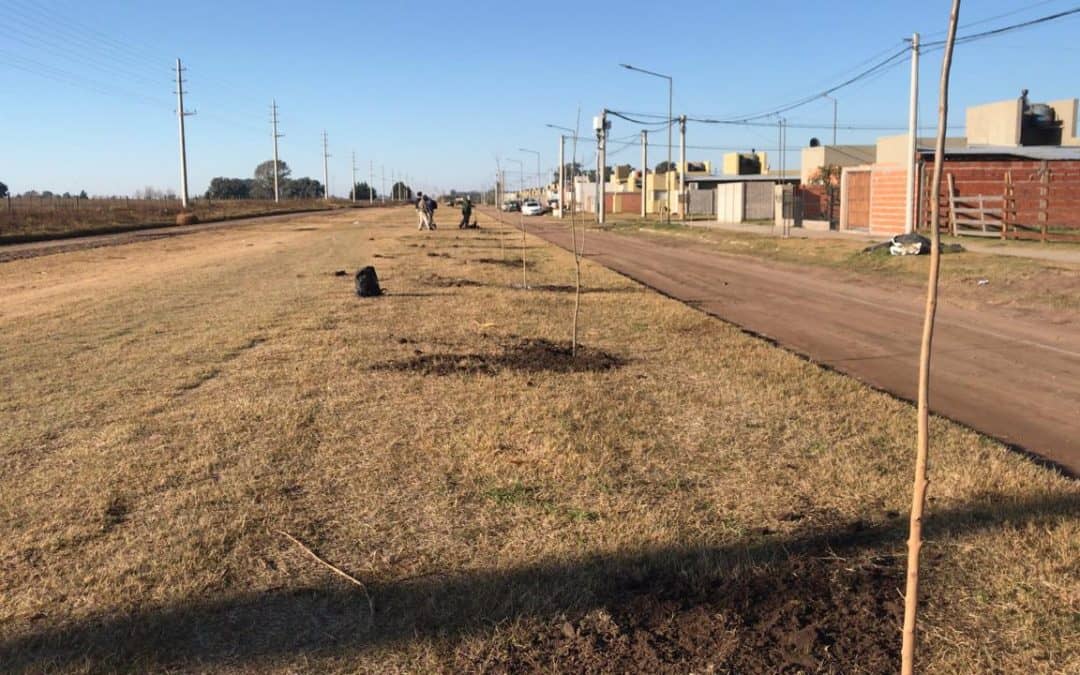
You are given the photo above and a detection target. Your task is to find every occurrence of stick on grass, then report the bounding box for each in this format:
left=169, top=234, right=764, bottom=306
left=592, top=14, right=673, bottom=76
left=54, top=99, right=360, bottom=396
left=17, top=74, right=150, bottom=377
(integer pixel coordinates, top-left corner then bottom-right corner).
left=277, top=529, right=375, bottom=617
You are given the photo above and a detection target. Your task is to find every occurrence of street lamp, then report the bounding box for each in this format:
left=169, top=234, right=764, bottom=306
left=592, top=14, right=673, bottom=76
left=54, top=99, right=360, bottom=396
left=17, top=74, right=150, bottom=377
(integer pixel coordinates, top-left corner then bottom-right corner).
left=546, top=123, right=575, bottom=217
left=505, top=157, right=528, bottom=288
left=822, top=94, right=838, bottom=145
left=621, top=63, right=673, bottom=223
left=519, top=148, right=541, bottom=208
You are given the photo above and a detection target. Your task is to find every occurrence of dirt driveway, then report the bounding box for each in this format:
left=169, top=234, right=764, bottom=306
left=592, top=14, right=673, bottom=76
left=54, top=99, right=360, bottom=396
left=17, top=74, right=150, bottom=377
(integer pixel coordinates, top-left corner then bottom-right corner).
left=512, top=212, right=1080, bottom=476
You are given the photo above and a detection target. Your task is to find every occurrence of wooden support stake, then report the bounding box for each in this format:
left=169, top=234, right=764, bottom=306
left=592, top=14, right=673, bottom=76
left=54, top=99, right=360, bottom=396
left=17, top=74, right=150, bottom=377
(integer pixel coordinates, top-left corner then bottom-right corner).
left=1039, top=162, right=1050, bottom=243
left=903, top=1, right=960, bottom=673
left=1002, top=171, right=1012, bottom=239
left=946, top=174, right=957, bottom=236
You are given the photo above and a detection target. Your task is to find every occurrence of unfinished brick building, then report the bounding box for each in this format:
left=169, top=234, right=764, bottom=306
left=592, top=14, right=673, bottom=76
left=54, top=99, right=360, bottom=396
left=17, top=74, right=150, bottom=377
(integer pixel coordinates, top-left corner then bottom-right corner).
left=838, top=93, right=1080, bottom=242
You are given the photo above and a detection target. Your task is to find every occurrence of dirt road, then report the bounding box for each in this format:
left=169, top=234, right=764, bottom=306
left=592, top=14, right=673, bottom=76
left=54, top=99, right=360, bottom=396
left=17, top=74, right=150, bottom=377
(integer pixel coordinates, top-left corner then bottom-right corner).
left=515, top=213, right=1080, bottom=476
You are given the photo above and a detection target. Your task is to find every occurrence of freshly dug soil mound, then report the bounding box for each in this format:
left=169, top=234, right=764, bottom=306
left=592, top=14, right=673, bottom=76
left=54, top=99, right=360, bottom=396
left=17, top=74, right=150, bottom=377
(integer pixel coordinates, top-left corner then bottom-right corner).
left=454, top=554, right=902, bottom=673
left=375, top=338, right=625, bottom=376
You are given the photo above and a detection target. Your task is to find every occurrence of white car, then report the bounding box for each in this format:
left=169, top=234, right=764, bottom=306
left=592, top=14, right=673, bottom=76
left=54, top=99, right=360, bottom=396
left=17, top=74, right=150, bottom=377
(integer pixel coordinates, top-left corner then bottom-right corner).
left=521, top=199, right=543, bottom=216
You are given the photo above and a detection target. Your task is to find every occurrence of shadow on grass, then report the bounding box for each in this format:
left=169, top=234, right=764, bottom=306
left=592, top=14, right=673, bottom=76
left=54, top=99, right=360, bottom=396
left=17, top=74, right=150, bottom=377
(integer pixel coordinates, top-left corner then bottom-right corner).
left=373, top=338, right=626, bottom=376
left=2, top=494, right=1073, bottom=672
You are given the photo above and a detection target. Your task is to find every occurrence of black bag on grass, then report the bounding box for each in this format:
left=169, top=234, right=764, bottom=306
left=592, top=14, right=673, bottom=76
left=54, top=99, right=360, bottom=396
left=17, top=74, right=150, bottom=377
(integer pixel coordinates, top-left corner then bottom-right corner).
left=356, top=266, right=382, bottom=297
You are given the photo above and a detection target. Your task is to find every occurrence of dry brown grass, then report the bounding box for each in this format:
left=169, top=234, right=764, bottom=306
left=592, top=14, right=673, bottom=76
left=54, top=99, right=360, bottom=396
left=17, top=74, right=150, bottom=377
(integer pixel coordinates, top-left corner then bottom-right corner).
left=0, top=207, right=1076, bottom=673
left=0, top=197, right=345, bottom=241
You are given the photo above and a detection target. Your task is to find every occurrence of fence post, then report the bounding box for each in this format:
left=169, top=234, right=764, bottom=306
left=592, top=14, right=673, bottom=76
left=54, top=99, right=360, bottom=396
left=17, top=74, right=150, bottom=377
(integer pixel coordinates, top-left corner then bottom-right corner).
left=1038, top=162, right=1049, bottom=243
left=946, top=173, right=957, bottom=236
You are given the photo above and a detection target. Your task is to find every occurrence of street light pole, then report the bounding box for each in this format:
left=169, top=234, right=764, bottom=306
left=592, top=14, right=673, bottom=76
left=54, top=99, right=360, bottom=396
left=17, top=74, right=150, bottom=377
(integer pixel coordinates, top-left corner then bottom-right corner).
left=620, top=63, right=673, bottom=223
left=506, top=157, right=527, bottom=289
left=546, top=123, right=576, bottom=218
left=519, top=148, right=541, bottom=207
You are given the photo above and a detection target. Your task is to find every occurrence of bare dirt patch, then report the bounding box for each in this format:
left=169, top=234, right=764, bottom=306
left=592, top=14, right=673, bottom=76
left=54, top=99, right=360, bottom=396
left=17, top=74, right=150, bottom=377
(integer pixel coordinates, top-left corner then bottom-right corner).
left=375, top=337, right=626, bottom=376
left=456, top=553, right=901, bottom=674
left=474, top=256, right=535, bottom=269
left=420, top=273, right=485, bottom=288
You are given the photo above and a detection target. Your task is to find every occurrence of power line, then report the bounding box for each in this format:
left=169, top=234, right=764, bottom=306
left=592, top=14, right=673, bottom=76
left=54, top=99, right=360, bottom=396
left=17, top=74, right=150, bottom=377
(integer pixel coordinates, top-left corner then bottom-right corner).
left=626, top=5, right=1080, bottom=127
left=923, top=4, right=1080, bottom=48
left=0, top=49, right=172, bottom=109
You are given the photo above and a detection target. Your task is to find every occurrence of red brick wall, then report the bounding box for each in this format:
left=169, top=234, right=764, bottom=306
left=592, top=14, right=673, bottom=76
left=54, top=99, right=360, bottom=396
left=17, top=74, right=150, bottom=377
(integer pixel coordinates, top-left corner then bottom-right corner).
left=802, top=185, right=829, bottom=220
left=612, top=192, right=641, bottom=214
left=922, top=159, right=1080, bottom=231
left=869, top=167, right=908, bottom=235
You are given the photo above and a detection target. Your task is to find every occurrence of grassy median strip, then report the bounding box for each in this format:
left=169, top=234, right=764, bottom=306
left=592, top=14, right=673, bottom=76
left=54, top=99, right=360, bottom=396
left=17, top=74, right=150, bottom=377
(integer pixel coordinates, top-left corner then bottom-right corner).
left=0, top=207, right=1076, bottom=673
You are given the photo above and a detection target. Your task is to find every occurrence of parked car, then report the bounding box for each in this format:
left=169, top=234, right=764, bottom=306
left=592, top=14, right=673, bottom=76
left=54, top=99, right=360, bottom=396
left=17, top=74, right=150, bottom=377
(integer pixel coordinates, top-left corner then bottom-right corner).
left=501, top=201, right=520, bottom=212
left=522, top=199, right=543, bottom=216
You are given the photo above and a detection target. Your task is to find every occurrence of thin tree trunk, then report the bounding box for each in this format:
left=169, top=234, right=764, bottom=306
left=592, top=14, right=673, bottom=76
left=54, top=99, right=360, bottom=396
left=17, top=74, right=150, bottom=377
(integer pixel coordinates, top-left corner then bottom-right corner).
left=520, top=207, right=527, bottom=289
left=902, top=2, right=960, bottom=673
left=570, top=109, right=583, bottom=356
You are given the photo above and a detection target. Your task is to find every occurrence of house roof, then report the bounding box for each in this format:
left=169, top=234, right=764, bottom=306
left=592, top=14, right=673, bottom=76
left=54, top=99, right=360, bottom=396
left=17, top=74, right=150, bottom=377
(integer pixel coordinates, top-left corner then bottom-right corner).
left=916, top=145, right=1080, bottom=161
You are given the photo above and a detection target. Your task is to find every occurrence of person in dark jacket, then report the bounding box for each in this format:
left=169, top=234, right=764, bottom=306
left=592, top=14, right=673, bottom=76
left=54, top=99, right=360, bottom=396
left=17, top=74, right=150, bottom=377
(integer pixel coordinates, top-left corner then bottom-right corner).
left=458, top=197, right=473, bottom=228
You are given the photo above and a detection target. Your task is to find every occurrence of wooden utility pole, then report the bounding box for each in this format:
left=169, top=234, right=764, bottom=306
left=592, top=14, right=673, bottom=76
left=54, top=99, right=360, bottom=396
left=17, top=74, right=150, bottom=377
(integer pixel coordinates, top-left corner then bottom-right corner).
left=641, top=130, right=648, bottom=218
left=271, top=100, right=283, bottom=203
left=175, top=58, right=195, bottom=209
left=903, top=2, right=961, bottom=674
left=322, top=131, right=331, bottom=201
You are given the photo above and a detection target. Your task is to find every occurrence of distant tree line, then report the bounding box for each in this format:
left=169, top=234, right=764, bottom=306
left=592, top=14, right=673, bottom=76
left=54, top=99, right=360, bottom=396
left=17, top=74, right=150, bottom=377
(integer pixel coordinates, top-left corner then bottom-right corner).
left=3, top=184, right=91, bottom=200
left=205, top=161, right=325, bottom=200
left=351, top=182, right=377, bottom=200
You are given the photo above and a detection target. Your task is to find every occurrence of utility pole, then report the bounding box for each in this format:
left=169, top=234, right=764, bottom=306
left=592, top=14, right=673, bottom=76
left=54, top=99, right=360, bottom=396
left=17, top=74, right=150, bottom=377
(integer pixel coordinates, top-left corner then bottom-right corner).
left=175, top=58, right=195, bottom=209
left=904, top=32, right=921, bottom=234
left=595, top=110, right=608, bottom=225
left=321, top=131, right=331, bottom=202
left=351, top=151, right=358, bottom=202
left=270, top=100, right=283, bottom=202
left=678, top=115, right=687, bottom=219
left=369, top=160, right=374, bottom=204
left=782, top=118, right=789, bottom=237
left=641, top=130, right=648, bottom=218
left=558, top=135, right=565, bottom=217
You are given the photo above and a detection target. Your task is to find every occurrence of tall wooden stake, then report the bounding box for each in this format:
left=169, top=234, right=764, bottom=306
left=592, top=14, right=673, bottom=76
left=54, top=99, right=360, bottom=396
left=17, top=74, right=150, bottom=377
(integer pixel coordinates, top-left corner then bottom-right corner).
left=902, top=1, right=960, bottom=673
left=570, top=107, right=583, bottom=356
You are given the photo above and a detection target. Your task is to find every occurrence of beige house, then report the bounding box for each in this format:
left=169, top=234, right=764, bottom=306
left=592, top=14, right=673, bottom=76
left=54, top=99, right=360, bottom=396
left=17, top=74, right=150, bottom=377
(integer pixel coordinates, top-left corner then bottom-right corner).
left=966, top=94, right=1080, bottom=147
left=641, top=161, right=713, bottom=215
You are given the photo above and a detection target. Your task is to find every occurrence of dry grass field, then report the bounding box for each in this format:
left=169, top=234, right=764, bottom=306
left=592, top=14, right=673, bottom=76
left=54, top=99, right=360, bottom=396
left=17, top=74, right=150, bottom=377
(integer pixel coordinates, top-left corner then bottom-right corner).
left=0, top=206, right=1076, bottom=673
left=0, top=197, right=344, bottom=242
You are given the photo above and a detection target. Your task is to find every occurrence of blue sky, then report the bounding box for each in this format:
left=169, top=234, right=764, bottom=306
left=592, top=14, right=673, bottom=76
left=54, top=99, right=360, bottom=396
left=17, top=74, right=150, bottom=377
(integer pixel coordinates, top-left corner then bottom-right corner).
left=2, top=0, right=1078, bottom=197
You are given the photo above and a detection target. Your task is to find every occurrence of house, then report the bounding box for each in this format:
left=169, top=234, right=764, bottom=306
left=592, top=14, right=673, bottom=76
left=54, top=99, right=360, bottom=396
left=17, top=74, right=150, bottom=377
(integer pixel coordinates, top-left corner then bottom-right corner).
left=723, top=151, right=769, bottom=176
left=838, top=92, right=1080, bottom=241
left=574, top=161, right=715, bottom=215
left=641, top=161, right=713, bottom=215
left=798, top=144, right=877, bottom=227
left=703, top=174, right=801, bottom=223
